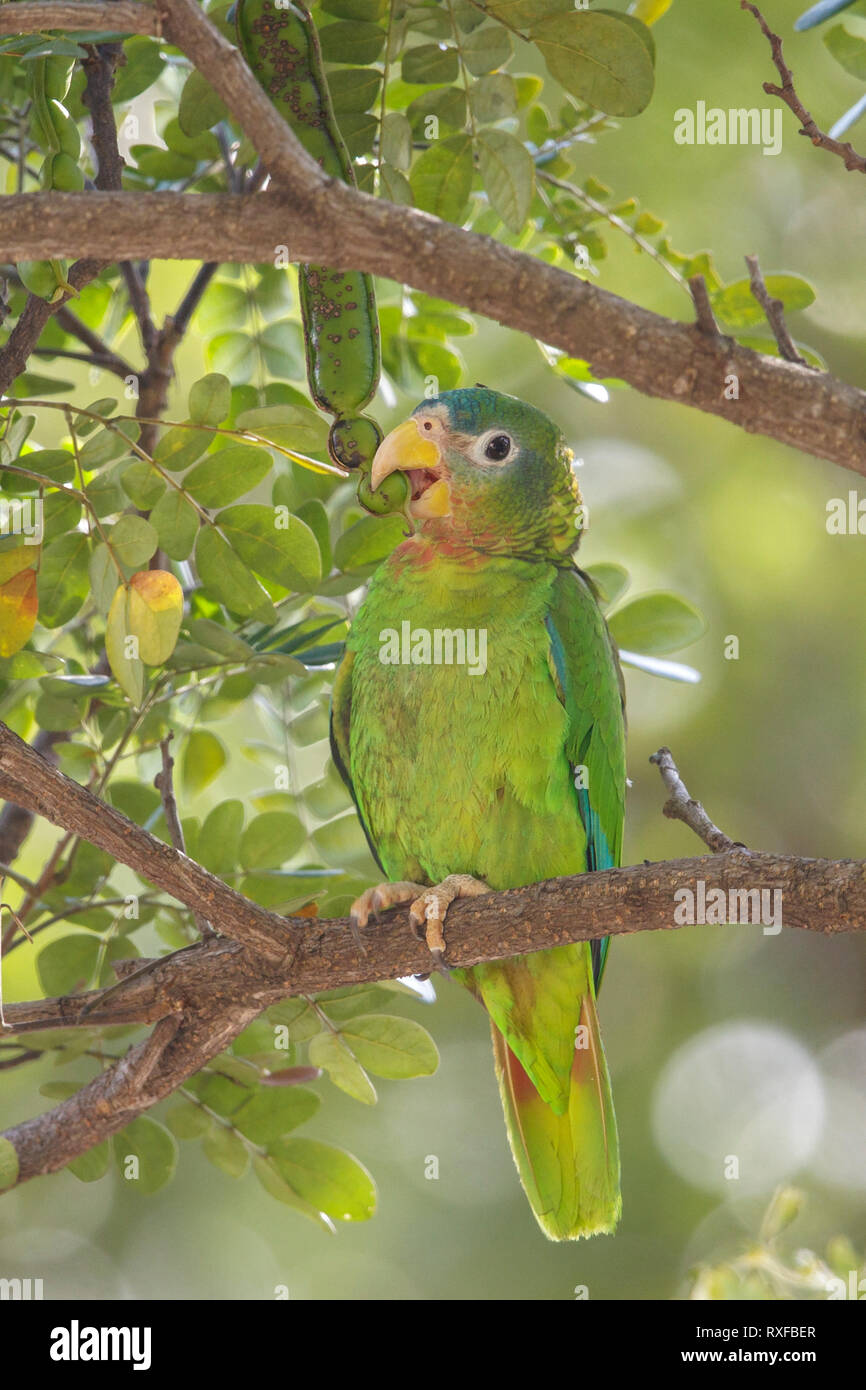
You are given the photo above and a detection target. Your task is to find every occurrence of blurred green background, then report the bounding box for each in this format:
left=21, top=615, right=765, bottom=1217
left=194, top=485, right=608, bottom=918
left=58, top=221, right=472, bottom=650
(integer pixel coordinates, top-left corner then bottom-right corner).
left=2, top=0, right=866, bottom=1299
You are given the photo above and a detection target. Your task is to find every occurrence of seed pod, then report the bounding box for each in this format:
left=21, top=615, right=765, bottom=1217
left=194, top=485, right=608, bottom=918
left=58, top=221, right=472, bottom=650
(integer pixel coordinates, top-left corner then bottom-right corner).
left=45, top=151, right=85, bottom=191
left=42, top=54, right=74, bottom=102
left=328, top=415, right=383, bottom=471
left=236, top=1, right=381, bottom=438
left=357, top=470, right=410, bottom=516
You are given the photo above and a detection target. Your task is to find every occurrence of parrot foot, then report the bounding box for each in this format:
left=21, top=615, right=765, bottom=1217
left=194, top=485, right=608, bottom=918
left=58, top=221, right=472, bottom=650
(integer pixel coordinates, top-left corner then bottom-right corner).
left=349, top=881, right=428, bottom=950
left=408, top=875, right=491, bottom=975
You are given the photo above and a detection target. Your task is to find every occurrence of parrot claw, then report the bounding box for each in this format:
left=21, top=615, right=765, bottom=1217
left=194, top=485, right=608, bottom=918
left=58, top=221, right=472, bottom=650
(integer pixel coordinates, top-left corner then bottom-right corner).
left=349, top=881, right=428, bottom=953
left=408, top=875, right=491, bottom=975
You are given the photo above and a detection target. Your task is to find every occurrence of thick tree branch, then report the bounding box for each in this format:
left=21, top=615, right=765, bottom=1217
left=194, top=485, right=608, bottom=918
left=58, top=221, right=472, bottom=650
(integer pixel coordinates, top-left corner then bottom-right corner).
left=2, top=189, right=865, bottom=475
left=1, top=1, right=864, bottom=470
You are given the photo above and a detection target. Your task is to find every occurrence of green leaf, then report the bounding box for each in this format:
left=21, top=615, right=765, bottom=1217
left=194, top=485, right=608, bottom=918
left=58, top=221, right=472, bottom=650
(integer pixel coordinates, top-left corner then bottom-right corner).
left=109, top=515, right=158, bottom=568
left=295, top=499, right=332, bottom=574
left=711, top=275, right=816, bottom=330
left=268, top=997, right=320, bottom=1041
left=607, top=591, right=706, bottom=655
left=486, top=0, right=572, bottom=25
left=37, top=532, right=90, bottom=627
left=153, top=423, right=211, bottom=472
left=337, top=1014, right=440, bottom=1078
left=68, top=1142, right=111, bottom=1183
left=89, top=542, right=118, bottom=615
left=114, top=1116, right=178, bottom=1194
left=529, top=11, right=655, bottom=117
left=0, top=1138, right=19, bottom=1192
left=583, top=561, right=629, bottom=608
left=149, top=489, right=198, bottom=560
left=380, top=111, right=412, bottom=170
left=216, top=504, right=322, bottom=590
left=164, top=1100, right=211, bottom=1140
left=37, top=934, right=99, bottom=996
left=333, top=513, right=406, bottom=571
left=410, top=134, right=474, bottom=222
left=317, top=984, right=394, bottom=1019
left=252, top=1153, right=335, bottom=1229
left=265, top=1137, right=376, bottom=1221
left=184, top=444, right=272, bottom=508
left=469, top=72, right=517, bottom=123
left=120, top=459, right=166, bottom=509
left=78, top=422, right=137, bottom=469
left=233, top=1086, right=320, bottom=1143
left=308, top=1030, right=377, bottom=1104
left=319, top=19, right=385, bottom=63
left=406, top=86, right=468, bottom=134
left=239, top=811, right=306, bottom=870
left=321, top=0, right=385, bottom=16
left=462, top=24, right=513, bottom=75
left=402, top=42, right=459, bottom=84
left=198, top=799, right=245, bottom=873
left=824, top=22, right=866, bottom=79
left=379, top=163, right=413, bottom=204
left=328, top=67, right=382, bottom=112
left=202, top=1124, right=249, bottom=1179
left=476, top=128, right=535, bottom=232
left=181, top=729, right=227, bottom=796
left=111, top=36, right=165, bottom=101
left=188, top=372, right=231, bottom=426
left=235, top=404, right=328, bottom=453
left=178, top=67, right=228, bottom=137
left=195, top=524, right=274, bottom=618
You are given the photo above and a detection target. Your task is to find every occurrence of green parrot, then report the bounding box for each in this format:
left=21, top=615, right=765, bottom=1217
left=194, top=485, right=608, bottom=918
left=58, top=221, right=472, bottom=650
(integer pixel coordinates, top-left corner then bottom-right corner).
left=330, top=387, right=626, bottom=1240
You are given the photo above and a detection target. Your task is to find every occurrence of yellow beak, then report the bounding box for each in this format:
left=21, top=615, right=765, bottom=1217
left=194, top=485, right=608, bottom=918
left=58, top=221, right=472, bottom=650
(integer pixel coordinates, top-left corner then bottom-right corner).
left=370, top=418, right=451, bottom=518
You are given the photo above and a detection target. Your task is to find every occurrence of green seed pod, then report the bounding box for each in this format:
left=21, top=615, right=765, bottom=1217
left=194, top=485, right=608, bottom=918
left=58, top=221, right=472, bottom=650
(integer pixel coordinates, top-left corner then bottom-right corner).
left=51, top=104, right=81, bottom=160
left=46, top=151, right=85, bottom=191
left=42, top=55, right=74, bottom=102
left=236, top=0, right=381, bottom=427
left=18, top=260, right=65, bottom=301
left=328, top=416, right=383, bottom=472
left=357, top=470, right=410, bottom=516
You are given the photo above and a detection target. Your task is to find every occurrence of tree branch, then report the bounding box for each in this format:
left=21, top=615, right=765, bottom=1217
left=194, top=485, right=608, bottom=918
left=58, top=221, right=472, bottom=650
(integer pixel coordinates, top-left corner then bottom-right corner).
left=0, top=0, right=864, bottom=471
left=2, top=720, right=865, bottom=1190
left=742, top=1, right=866, bottom=175
left=2, top=188, right=865, bottom=475
left=745, top=253, right=809, bottom=366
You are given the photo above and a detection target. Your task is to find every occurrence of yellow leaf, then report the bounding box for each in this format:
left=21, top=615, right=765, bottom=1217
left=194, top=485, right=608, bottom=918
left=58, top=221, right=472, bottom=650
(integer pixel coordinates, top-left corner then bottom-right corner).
left=0, top=567, right=38, bottom=657
left=106, top=585, right=145, bottom=705
left=0, top=544, right=39, bottom=586
left=127, top=570, right=183, bottom=666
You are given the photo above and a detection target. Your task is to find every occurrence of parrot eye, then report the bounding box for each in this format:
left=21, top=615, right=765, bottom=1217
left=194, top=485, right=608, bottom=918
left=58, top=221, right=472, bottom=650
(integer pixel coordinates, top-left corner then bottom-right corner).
left=484, top=433, right=512, bottom=462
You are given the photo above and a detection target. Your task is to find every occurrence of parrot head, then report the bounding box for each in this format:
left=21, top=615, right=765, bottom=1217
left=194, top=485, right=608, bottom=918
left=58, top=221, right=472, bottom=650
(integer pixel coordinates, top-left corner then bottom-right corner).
left=370, top=387, right=584, bottom=559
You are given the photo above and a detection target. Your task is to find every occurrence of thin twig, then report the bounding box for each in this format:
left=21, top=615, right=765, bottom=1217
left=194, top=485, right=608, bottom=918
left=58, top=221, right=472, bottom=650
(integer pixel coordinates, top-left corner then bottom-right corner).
left=688, top=274, right=722, bottom=338
left=745, top=253, right=809, bottom=366
left=741, top=1, right=866, bottom=175
left=650, top=747, right=739, bottom=854
left=154, top=736, right=215, bottom=942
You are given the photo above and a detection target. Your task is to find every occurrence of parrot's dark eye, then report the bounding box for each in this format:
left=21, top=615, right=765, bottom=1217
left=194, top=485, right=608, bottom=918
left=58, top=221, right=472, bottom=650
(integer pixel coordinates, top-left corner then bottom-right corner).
left=484, top=433, right=512, bottom=461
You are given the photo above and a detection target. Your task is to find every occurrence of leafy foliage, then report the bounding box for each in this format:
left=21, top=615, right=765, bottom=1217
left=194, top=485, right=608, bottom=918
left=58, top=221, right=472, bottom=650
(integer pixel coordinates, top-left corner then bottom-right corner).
left=0, top=0, right=802, bottom=1239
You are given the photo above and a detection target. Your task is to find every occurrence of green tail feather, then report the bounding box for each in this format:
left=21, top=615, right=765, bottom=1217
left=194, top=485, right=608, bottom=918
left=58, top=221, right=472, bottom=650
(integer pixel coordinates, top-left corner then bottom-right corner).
left=490, top=989, right=621, bottom=1241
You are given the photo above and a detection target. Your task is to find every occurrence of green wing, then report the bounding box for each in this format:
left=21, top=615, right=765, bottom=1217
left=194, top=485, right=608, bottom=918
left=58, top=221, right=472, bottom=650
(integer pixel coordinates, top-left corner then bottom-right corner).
left=329, top=648, right=386, bottom=875
left=545, top=565, right=627, bottom=989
